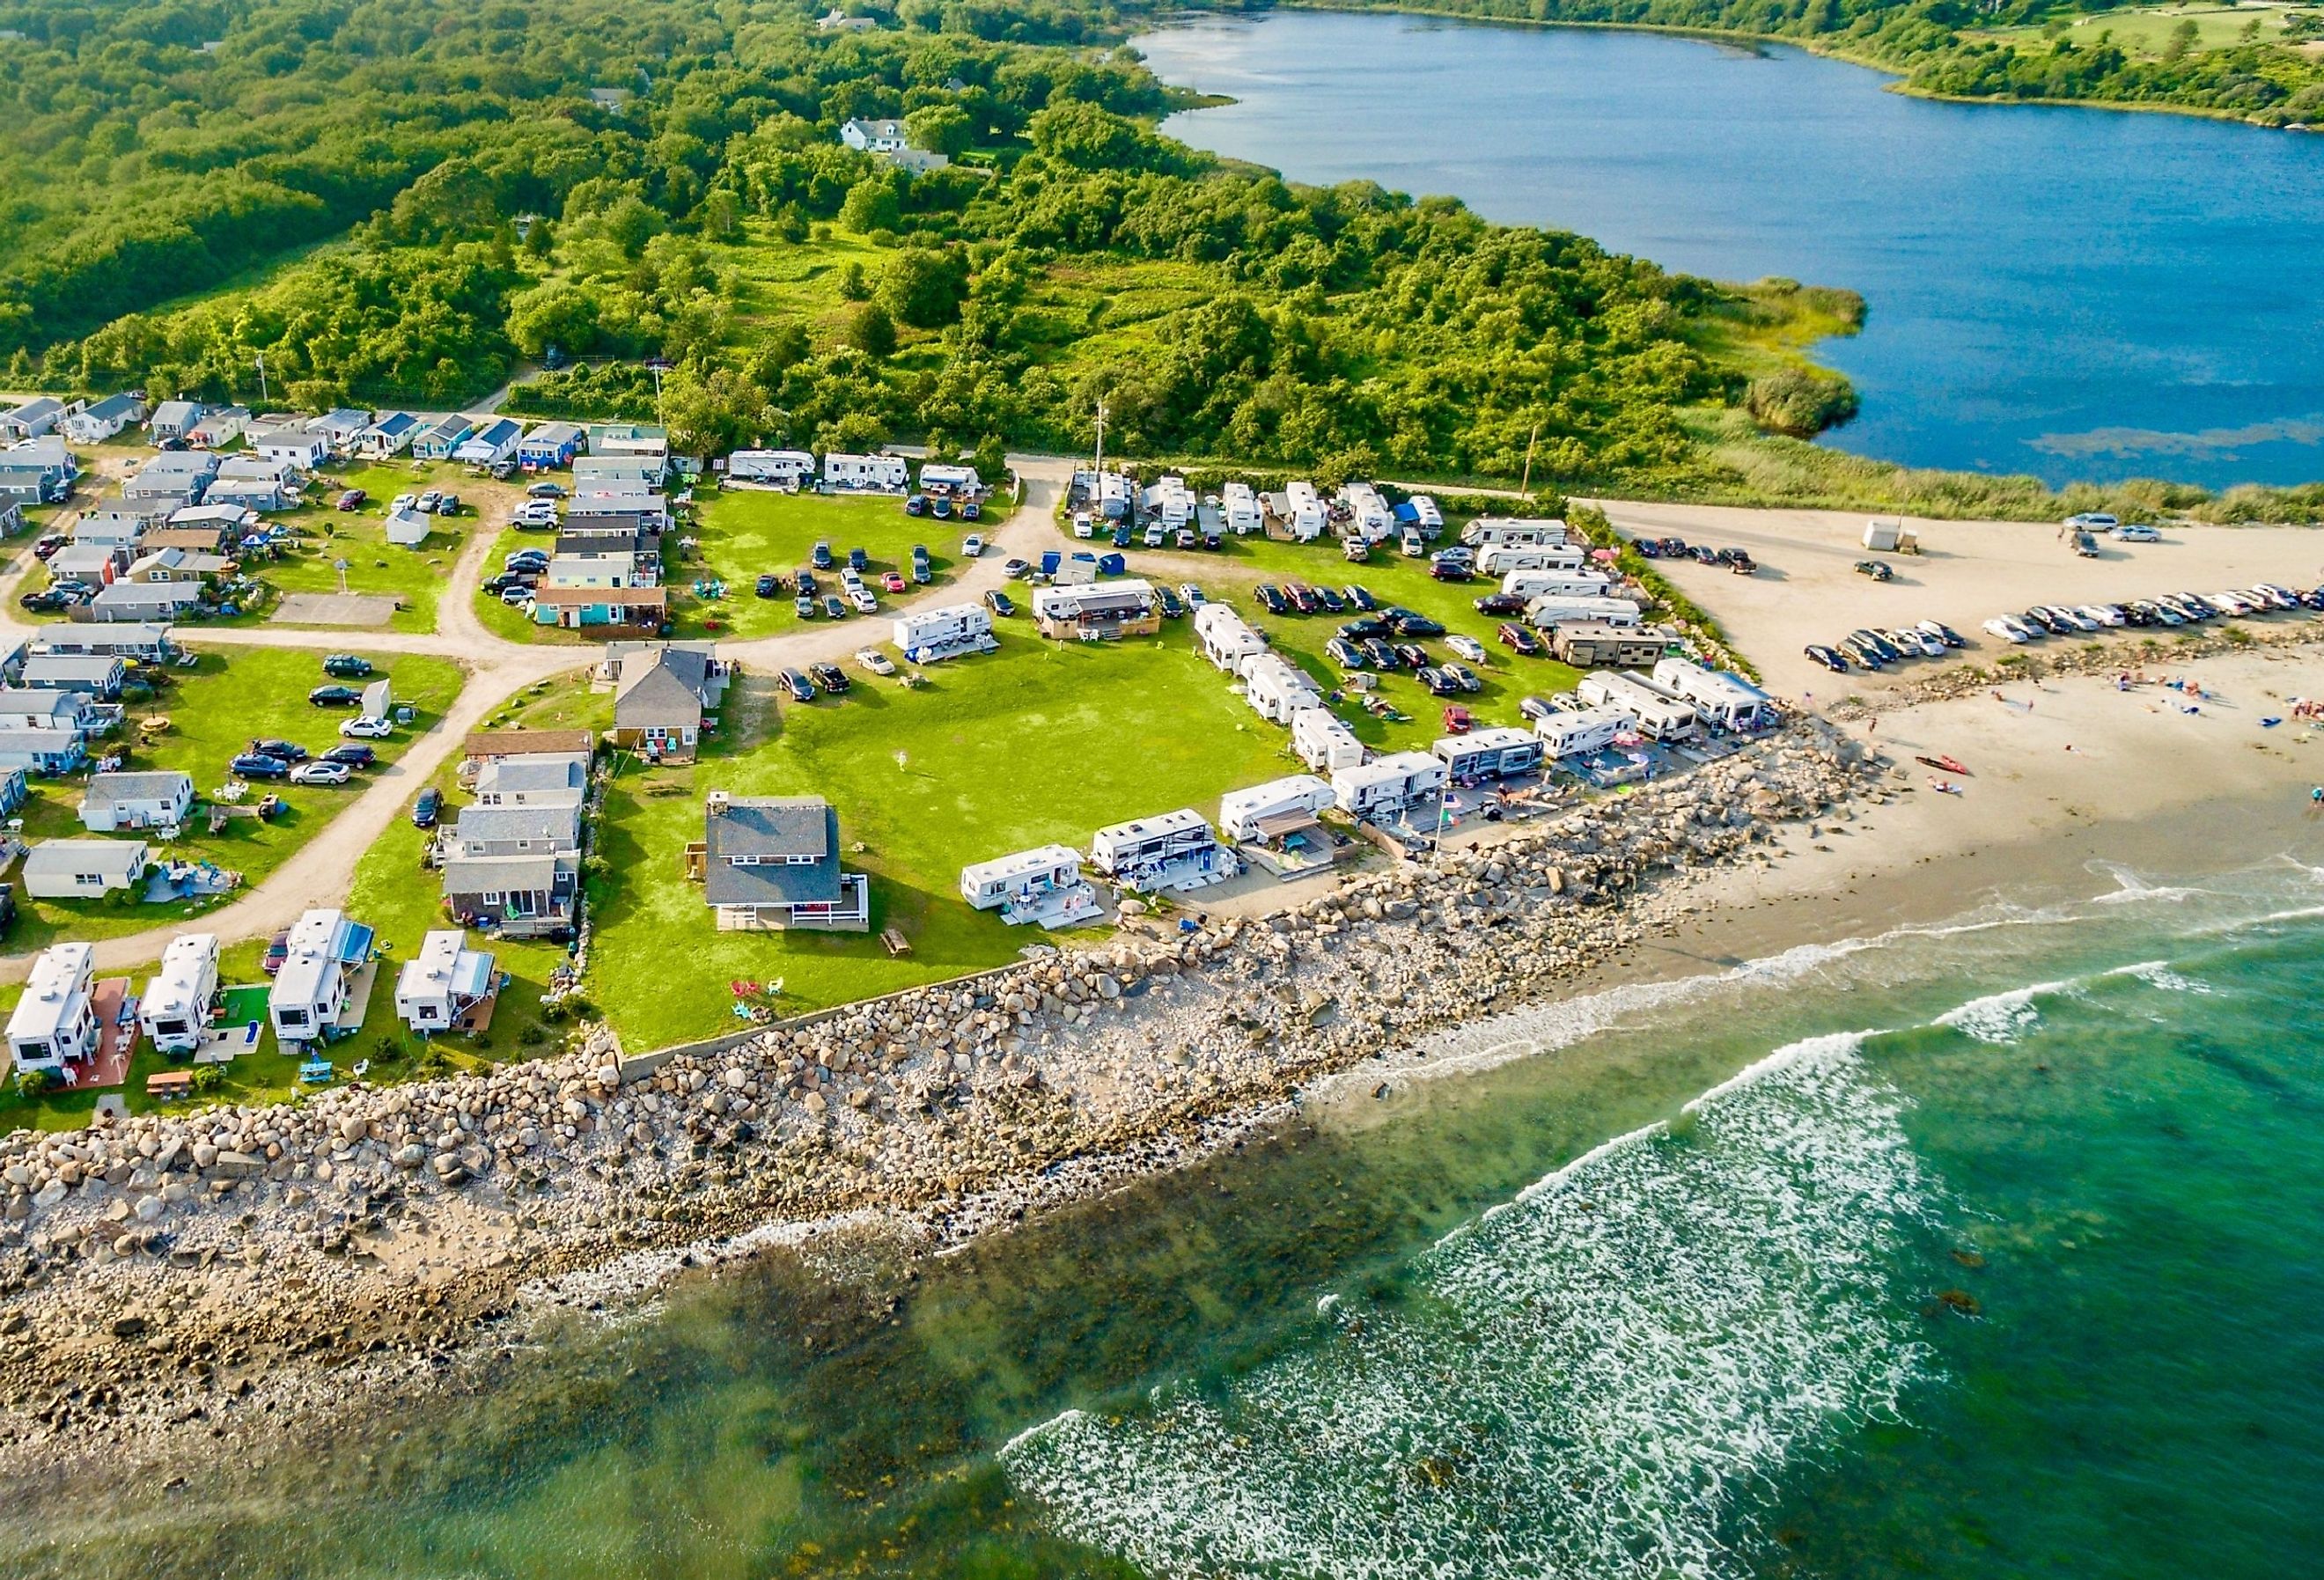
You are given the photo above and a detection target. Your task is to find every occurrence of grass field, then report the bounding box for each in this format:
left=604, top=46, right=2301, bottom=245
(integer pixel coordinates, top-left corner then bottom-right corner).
left=584, top=630, right=1296, bottom=1047
left=1, top=647, right=465, bottom=952
left=1969, top=4, right=2299, bottom=54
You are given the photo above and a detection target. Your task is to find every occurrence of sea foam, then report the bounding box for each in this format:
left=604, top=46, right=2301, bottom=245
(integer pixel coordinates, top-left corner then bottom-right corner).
left=1002, top=1033, right=1939, bottom=1580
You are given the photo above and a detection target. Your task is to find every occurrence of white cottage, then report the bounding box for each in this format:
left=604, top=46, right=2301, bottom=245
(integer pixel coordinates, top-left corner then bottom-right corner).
left=79, top=769, right=194, bottom=833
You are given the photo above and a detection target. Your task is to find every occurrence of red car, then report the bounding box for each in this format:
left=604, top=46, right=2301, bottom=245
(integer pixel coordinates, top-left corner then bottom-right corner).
left=881, top=570, right=906, bottom=593
left=335, top=489, right=366, bottom=511
left=1441, top=705, right=1474, bottom=735
left=1497, top=621, right=1542, bottom=655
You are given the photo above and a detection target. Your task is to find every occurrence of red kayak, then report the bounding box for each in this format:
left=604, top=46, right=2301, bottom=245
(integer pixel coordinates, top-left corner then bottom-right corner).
left=1917, top=754, right=1971, bottom=776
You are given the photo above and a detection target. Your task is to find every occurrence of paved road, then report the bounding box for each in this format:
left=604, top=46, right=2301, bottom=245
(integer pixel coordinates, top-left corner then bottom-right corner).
left=0, top=456, right=1077, bottom=979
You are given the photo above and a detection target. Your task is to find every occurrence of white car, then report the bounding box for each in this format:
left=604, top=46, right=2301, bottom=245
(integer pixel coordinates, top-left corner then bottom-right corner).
left=849, top=586, right=878, bottom=614
left=390, top=493, right=417, bottom=513
left=2076, top=603, right=2125, bottom=628
left=1180, top=583, right=1206, bottom=608
left=855, top=648, right=896, bottom=676
left=1072, top=513, right=1094, bottom=540
left=2043, top=605, right=2097, bottom=632
left=289, top=761, right=351, bottom=786
left=500, top=585, right=535, bottom=606
left=2210, top=591, right=2256, bottom=616
left=1982, top=617, right=2029, bottom=644
left=2114, top=523, right=2160, bottom=542
left=1446, top=634, right=1488, bottom=663
left=339, top=716, right=393, bottom=739
left=960, top=534, right=984, bottom=558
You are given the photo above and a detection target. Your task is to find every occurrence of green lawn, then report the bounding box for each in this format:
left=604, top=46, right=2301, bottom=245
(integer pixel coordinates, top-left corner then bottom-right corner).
left=1970, top=4, right=2297, bottom=54
left=1, top=647, right=466, bottom=952
left=474, top=524, right=605, bottom=645
left=585, top=629, right=1297, bottom=1048
left=666, top=487, right=996, bottom=641
left=1046, top=526, right=1588, bottom=755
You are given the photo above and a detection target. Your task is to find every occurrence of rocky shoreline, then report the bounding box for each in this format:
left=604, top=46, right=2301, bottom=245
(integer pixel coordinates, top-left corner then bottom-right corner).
left=0, top=718, right=1880, bottom=1495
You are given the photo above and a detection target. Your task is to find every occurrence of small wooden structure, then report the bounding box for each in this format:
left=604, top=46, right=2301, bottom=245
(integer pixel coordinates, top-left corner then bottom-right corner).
left=879, top=926, right=912, bottom=958
left=146, top=1069, right=193, bottom=1101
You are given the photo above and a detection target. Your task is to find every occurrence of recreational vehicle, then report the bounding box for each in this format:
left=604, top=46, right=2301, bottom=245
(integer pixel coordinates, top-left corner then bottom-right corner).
left=1534, top=702, right=1638, bottom=759
left=1291, top=707, right=1364, bottom=773
left=1218, top=775, right=1336, bottom=843
left=1578, top=672, right=1701, bottom=744
left=1431, top=726, right=1545, bottom=785
left=959, top=845, right=1100, bottom=928
left=139, top=933, right=220, bottom=1055
left=1089, top=808, right=1232, bottom=893
left=1460, top=518, right=1570, bottom=549
left=1330, top=751, right=1447, bottom=819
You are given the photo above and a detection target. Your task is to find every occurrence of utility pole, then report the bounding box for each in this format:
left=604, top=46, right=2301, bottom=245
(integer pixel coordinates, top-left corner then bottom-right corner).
left=255, top=352, right=268, bottom=405
left=1092, top=398, right=1107, bottom=475
left=1519, top=421, right=1539, bottom=498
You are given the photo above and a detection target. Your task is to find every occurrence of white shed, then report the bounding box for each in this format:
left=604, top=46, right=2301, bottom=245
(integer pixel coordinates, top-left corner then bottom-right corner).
left=1331, top=751, right=1447, bottom=819
left=1219, top=774, right=1336, bottom=842
left=384, top=506, right=434, bottom=547
left=139, top=933, right=220, bottom=1055
left=1291, top=706, right=1364, bottom=773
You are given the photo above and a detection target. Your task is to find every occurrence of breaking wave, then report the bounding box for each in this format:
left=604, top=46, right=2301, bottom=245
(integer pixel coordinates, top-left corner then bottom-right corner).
left=1932, top=981, right=2071, bottom=1045
left=1003, top=1033, right=1940, bottom=1580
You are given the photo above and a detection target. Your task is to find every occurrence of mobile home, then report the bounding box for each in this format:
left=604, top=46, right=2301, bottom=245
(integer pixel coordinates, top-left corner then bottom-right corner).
left=822, top=452, right=909, bottom=492
left=5, top=944, right=99, bottom=1076
left=1330, top=751, right=1447, bottom=819
left=1281, top=481, right=1327, bottom=541
left=959, top=844, right=1100, bottom=928
left=918, top=461, right=981, bottom=496
left=1460, top=517, right=1570, bottom=549
left=1431, top=725, right=1545, bottom=785
left=726, top=449, right=817, bottom=487
left=1194, top=603, right=1268, bottom=672
left=394, top=930, right=498, bottom=1033
left=1240, top=651, right=1322, bottom=724
left=139, top=934, right=220, bottom=1055
left=268, top=908, right=373, bottom=1045
left=1218, top=774, right=1336, bottom=843
left=1222, top=481, right=1261, bottom=536
left=1291, top=706, right=1364, bottom=773
left=1578, top=672, right=1700, bottom=743
left=1534, top=702, right=1638, bottom=759
left=1089, top=808, right=1232, bottom=893
left=1338, top=481, right=1394, bottom=543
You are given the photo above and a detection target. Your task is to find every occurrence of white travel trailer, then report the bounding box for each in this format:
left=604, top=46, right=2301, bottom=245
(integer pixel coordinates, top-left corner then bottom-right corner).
left=892, top=603, right=995, bottom=663
left=1291, top=707, right=1364, bottom=773
left=1501, top=569, right=1614, bottom=600
left=1651, top=657, right=1776, bottom=731
left=1222, top=481, right=1261, bottom=536
left=1283, top=480, right=1327, bottom=541
left=1534, top=702, right=1638, bottom=759
left=268, top=908, right=370, bottom=1046
left=1526, top=594, right=1644, bottom=630
left=1144, top=475, right=1195, bottom=528
left=1578, top=672, right=1701, bottom=744
left=5, top=943, right=99, bottom=1076
left=917, top=461, right=981, bottom=495
left=139, top=933, right=220, bottom=1055
left=1476, top=543, right=1586, bottom=577
left=1431, top=726, right=1545, bottom=785
left=1089, top=808, right=1233, bottom=893
left=1195, top=602, right=1268, bottom=673
left=1241, top=651, right=1322, bottom=724
left=1218, top=774, right=1336, bottom=842
left=1330, top=750, right=1447, bottom=819
left=1339, top=481, right=1394, bottom=543
left=959, top=844, right=1100, bottom=928
left=726, top=450, right=817, bottom=487
left=821, top=452, right=909, bottom=492
left=1461, top=517, right=1570, bottom=549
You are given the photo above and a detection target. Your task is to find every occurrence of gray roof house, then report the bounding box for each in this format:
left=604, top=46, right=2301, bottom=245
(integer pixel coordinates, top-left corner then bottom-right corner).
left=0, top=688, right=91, bottom=731
left=441, top=849, right=580, bottom=939
left=0, top=396, right=67, bottom=442
left=439, top=802, right=582, bottom=860
left=79, top=769, right=195, bottom=833
left=147, top=400, right=210, bottom=440
left=31, top=623, right=174, bottom=662
left=471, top=753, right=589, bottom=809
left=0, top=437, right=77, bottom=506
left=697, top=793, right=869, bottom=933
left=91, top=581, right=203, bottom=622
left=121, top=451, right=217, bottom=505
left=611, top=645, right=717, bottom=759
left=20, top=654, right=124, bottom=699
left=21, top=837, right=149, bottom=899
left=60, top=393, right=149, bottom=445
left=0, top=726, right=87, bottom=775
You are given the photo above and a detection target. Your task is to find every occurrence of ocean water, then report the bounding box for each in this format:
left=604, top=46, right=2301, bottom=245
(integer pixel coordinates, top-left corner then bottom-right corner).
left=1131, top=14, right=2324, bottom=489
left=8, top=860, right=2324, bottom=1576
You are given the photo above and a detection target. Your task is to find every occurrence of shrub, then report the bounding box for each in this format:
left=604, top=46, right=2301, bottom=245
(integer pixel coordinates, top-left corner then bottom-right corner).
left=1745, top=365, right=1860, bottom=437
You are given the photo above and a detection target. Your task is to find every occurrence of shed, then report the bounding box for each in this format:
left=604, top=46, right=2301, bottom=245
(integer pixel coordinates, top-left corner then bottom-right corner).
left=79, top=769, right=195, bottom=833
left=22, top=838, right=151, bottom=898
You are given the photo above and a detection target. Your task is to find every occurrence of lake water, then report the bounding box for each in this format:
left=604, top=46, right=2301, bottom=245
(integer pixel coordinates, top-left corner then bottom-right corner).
left=11, top=857, right=2324, bottom=1578
left=1134, top=13, right=2324, bottom=489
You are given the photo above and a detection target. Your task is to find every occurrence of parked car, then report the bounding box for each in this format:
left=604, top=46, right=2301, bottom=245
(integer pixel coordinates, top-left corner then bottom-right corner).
left=904, top=494, right=929, bottom=517
left=849, top=546, right=869, bottom=571
left=526, top=481, right=566, bottom=499
left=323, top=744, right=377, bottom=768
left=778, top=668, right=815, bottom=702
left=309, top=684, right=363, bottom=708
left=1442, top=705, right=1474, bottom=734
left=1518, top=695, right=1555, bottom=723
left=290, top=761, right=352, bottom=786
left=416, top=490, right=442, bottom=513
left=340, top=716, right=393, bottom=739
left=1497, top=623, right=1541, bottom=655
left=1428, top=559, right=1475, bottom=582
left=263, top=929, right=291, bottom=974
left=1112, top=524, right=1134, bottom=549
left=1342, top=584, right=1378, bottom=611
left=1283, top=582, right=1318, bottom=614
left=1144, top=524, right=1168, bottom=548
left=1362, top=637, right=1400, bottom=669
left=983, top=588, right=1016, bottom=617
left=1474, top=592, right=1528, bottom=617
left=504, top=549, right=548, bottom=572
left=960, top=534, right=984, bottom=558
left=1327, top=637, right=1368, bottom=669
left=1391, top=643, right=1430, bottom=670
left=322, top=653, right=373, bottom=678
left=809, top=662, right=850, bottom=694
left=499, top=586, right=536, bottom=606
left=911, top=546, right=932, bottom=584
left=849, top=585, right=878, bottom=614
left=1180, top=583, right=1208, bottom=608
left=879, top=570, right=906, bottom=593
left=2114, top=523, right=2159, bottom=542
left=855, top=648, right=897, bottom=676
left=411, top=787, right=442, bottom=828
left=1916, top=619, right=1967, bottom=648
left=437, top=493, right=461, bottom=515
left=815, top=593, right=843, bottom=619
left=1254, top=584, right=1290, bottom=615
left=1416, top=666, right=1462, bottom=697
left=251, top=738, right=309, bottom=761
left=1443, top=662, right=1482, bottom=693
left=755, top=573, right=782, bottom=599
left=1805, top=643, right=1850, bottom=672
left=1446, top=634, right=1488, bottom=663
left=813, top=540, right=834, bottom=570
left=1174, top=528, right=1197, bottom=550
left=1388, top=612, right=1446, bottom=638
left=390, top=493, right=417, bottom=513
left=231, top=753, right=290, bottom=779
left=1157, top=586, right=1187, bottom=619
left=794, top=595, right=816, bottom=619
left=18, top=591, right=68, bottom=614
left=1339, top=617, right=1390, bottom=642
left=1854, top=559, right=1894, bottom=582
left=335, top=489, right=366, bottom=511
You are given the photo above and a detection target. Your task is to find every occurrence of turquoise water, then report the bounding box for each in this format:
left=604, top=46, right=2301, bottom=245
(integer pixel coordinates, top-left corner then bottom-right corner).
left=9, top=860, right=2324, bottom=1576
left=1133, top=14, right=2324, bottom=489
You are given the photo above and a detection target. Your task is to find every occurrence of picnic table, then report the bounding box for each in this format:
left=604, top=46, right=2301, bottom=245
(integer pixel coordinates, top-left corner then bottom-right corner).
left=146, top=1070, right=194, bottom=1101
left=880, top=927, right=913, bottom=958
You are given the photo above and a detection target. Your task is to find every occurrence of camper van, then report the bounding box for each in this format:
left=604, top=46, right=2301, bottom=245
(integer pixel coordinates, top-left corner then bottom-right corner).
left=1501, top=569, right=1614, bottom=600
left=1526, top=594, right=1644, bottom=630
left=1460, top=518, right=1569, bottom=549
left=1222, top=481, right=1261, bottom=536
left=1476, top=543, right=1586, bottom=577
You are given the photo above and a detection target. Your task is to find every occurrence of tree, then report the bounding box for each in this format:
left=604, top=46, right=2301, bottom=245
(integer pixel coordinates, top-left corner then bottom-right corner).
left=522, top=217, right=555, bottom=259
left=660, top=364, right=776, bottom=456
left=507, top=283, right=600, bottom=359
left=904, top=104, right=976, bottom=158
left=847, top=301, right=898, bottom=358
left=2163, top=18, right=2201, bottom=61
left=973, top=432, right=1009, bottom=484
left=838, top=261, right=871, bottom=302
left=1744, top=365, right=1859, bottom=437
left=878, top=247, right=971, bottom=329
left=746, top=320, right=812, bottom=390
left=702, top=189, right=743, bottom=239
left=840, top=176, right=901, bottom=233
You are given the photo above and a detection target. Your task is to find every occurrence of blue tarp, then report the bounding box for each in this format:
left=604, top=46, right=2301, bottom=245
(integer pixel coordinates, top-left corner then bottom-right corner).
left=1393, top=501, right=1422, bottom=522
left=336, top=922, right=375, bottom=964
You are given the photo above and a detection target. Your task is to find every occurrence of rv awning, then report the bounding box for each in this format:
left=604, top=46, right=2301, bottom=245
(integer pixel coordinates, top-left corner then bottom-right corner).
left=1253, top=809, right=1322, bottom=841
left=335, top=923, right=375, bottom=964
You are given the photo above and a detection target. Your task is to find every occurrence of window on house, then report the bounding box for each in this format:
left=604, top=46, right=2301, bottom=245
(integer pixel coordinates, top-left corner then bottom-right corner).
left=784, top=853, right=817, bottom=865
left=480, top=891, right=503, bottom=905
left=280, top=1009, right=308, bottom=1026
